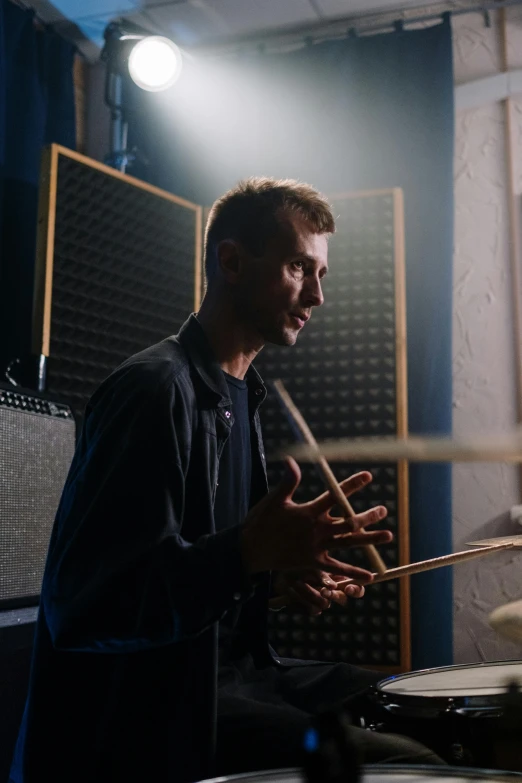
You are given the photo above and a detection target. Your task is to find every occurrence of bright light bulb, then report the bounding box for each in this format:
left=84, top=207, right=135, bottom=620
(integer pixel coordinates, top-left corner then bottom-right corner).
left=128, top=36, right=182, bottom=92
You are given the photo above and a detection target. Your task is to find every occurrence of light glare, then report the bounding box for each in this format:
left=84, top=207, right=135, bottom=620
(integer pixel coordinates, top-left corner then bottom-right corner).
left=128, top=36, right=182, bottom=92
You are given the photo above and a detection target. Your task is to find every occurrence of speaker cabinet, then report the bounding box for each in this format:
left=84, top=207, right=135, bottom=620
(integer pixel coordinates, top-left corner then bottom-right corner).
left=0, top=383, right=75, bottom=606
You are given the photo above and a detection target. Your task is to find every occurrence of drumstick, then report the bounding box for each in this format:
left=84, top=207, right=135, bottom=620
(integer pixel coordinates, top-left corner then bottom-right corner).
left=272, top=380, right=387, bottom=576
left=269, top=542, right=515, bottom=611
left=338, top=541, right=516, bottom=586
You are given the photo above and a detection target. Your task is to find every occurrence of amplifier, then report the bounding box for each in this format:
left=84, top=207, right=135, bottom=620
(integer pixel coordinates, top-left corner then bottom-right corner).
left=0, top=383, right=75, bottom=606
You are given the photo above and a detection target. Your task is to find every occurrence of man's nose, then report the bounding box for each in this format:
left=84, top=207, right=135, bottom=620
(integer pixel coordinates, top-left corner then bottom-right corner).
left=303, top=277, right=324, bottom=308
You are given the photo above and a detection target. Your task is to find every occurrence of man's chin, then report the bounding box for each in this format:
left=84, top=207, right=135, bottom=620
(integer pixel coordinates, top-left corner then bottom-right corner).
left=265, top=328, right=299, bottom=347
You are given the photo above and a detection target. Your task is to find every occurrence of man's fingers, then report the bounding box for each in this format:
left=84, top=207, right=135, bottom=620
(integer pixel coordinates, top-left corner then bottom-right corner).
left=351, top=505, right=388, bottom=530
left=329, top=505, right=386, bottom=533
left=320, top=583, right=365, bottom=601
left=344, top=584, right=365, bottom=599
left=322, top=504, right=387, bottom=535
left=316, top=555, right=375, bottom=582
left=326, top=529, right=393, bottom=549
left=347, top=530, right=393, bottom=546
left=310, top=471, right=372, bottom=515
left=290, top=581, right=330, bottom=610
left=316, top=505, right=387, bottom=542
left=288, top=585, right=329, bottom=615
left=320, top=518, right=357, bottom=537
left=320, top=587, right=348, bottom=606
left=298, top=570, right=337, bottom=590
left=272, top=456, right=301, bottom=503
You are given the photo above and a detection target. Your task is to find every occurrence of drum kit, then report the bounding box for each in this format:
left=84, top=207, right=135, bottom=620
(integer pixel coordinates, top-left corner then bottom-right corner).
left=200, top=383, right=522, bottom=783
left=247, top=383, right=522, bottom=780
left=367, top=660, right=522, bottom=771
left=200, top=766, right=522, bottom=783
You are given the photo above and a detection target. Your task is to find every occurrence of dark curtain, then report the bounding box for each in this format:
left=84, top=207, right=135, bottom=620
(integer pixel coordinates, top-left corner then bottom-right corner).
left=128, top=17, right=454, bottom=670
left=0, top=0, right=76, bottom=382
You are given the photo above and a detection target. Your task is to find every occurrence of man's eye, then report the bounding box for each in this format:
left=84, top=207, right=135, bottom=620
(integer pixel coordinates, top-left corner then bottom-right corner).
left=292, top=261, right=305, bottom=270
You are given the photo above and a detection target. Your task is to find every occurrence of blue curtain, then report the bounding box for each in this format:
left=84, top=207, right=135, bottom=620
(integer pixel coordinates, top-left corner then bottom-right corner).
left=128, top=17, right=454, bottom=670
left=0, top=0, right=76, bottom=381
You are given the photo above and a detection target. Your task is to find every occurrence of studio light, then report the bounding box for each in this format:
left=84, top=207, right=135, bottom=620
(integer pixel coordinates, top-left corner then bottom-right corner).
left=101, top=21, right=184, bottom=172
left=128, top=36, right=182, bottom=92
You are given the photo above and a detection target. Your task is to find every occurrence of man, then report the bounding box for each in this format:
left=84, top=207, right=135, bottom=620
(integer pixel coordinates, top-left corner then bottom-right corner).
left=11, top=178, right=440, bottom=783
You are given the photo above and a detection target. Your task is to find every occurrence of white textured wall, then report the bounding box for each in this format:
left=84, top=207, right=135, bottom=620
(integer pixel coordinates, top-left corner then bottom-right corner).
left=452, top=9, right=522, bottom=664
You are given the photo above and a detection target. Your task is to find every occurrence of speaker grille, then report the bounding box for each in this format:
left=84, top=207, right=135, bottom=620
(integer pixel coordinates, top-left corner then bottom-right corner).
left=0, top=388, right=75, bottom=603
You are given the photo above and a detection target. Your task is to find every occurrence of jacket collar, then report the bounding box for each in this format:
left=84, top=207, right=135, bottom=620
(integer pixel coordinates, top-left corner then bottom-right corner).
left=177, top=314, right=266, bottom=407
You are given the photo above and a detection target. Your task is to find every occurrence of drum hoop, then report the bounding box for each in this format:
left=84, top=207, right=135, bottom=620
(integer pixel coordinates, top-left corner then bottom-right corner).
left=375, top=659, right=522, bottom=714
left=378, top=659, right=522, bottom=688
left=362, top=765, right=522, bottom=780
left=378, top=659, right=522, bottom=691
left=199, top=772, right=296, bottom=783
left=199, top=766, right=522, bottom=783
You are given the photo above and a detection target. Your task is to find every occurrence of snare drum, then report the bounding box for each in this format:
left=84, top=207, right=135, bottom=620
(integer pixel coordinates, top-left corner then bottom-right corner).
left=200, top=766, right=522, bottom=783
left=369, top=661, right=522, bottom=769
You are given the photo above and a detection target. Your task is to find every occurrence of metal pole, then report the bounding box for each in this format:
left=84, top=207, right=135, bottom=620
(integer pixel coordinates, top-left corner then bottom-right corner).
left=106, top=71, right=128, bottom=173
left=189, top=0, right=522, bottom=56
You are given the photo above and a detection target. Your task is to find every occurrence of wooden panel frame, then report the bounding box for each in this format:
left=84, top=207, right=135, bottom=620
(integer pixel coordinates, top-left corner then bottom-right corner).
left=393, top=188, right=411, bottom=674
left=32, top=143, right=202, bottom=357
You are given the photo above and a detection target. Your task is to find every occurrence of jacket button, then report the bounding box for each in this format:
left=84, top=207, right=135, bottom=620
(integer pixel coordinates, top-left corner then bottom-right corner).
left=233, top=592, right=241, bottom=601
left=255, top=388, right=263, bottom=396
left=225, top=410, right=231, bottom=418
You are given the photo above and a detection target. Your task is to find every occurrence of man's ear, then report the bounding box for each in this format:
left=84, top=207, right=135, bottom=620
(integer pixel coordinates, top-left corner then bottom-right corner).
left=216, top=239, right=244, bottom=283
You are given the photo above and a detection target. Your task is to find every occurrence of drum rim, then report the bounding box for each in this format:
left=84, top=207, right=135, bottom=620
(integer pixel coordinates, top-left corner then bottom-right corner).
left=378, top=659, right=522, bottom=687
left=199, top=765, right=522, bottom=783
left=374, top=659, right=522, bottom=714
left=364, top=765, right=522, bottom=779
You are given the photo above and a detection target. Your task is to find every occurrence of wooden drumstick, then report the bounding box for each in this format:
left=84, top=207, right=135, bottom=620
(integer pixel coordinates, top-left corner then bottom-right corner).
left=338, top=541, right=516, bottom=587
left=272, top=380, right=387, bottom=576
left=270, top=542, right=516, bottom=611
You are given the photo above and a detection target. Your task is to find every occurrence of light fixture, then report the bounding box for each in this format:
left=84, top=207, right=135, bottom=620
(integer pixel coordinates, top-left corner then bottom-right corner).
left=128, top=36, right=182, bottom=92
left=101, top=21, right=183, bottom=172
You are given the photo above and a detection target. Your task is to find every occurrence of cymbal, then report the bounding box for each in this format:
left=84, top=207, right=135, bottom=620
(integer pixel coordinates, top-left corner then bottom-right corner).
left=467, top=535, right=522, bottom=549
left=281, top=432, right=522, bottom=463
left=489, top=600, right=522, bottom=644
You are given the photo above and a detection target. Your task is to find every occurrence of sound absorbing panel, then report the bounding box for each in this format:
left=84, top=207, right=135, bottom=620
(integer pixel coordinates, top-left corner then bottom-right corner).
left=254, top=189, right=410, bottom=673
left=0, top=384, right=75, bottom=606
left=33, top=145, right=202, bottom=421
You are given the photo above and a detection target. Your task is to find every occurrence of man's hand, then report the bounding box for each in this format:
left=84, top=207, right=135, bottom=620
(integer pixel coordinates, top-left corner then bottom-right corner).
left=269, top=570, right=366, bottom=616
left=240, top=457, right=392, bottom=577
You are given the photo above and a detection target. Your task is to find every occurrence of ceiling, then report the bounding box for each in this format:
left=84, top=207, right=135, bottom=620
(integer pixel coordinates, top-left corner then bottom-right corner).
left=27, top=0, right=483, bottom=58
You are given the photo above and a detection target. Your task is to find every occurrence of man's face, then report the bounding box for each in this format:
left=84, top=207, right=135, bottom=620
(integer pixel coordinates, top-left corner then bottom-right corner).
left=235, top=213, right=328, bottom=346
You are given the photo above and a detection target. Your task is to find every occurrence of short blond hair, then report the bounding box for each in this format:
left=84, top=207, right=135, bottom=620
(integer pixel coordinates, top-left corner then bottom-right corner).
left=204, top=177, right=335, bottom=280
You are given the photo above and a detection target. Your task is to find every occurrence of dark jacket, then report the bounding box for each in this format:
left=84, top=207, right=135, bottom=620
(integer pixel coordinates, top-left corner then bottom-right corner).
left=10, top=314, right=272, bottom=783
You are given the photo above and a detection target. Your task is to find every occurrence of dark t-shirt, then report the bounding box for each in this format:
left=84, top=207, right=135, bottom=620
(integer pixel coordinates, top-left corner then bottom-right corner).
left=214, top=372, right=253, bottom=664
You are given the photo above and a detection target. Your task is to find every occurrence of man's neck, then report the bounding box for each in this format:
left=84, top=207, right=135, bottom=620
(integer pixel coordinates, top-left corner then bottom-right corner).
left=197, top=295, right=264, bottom=380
